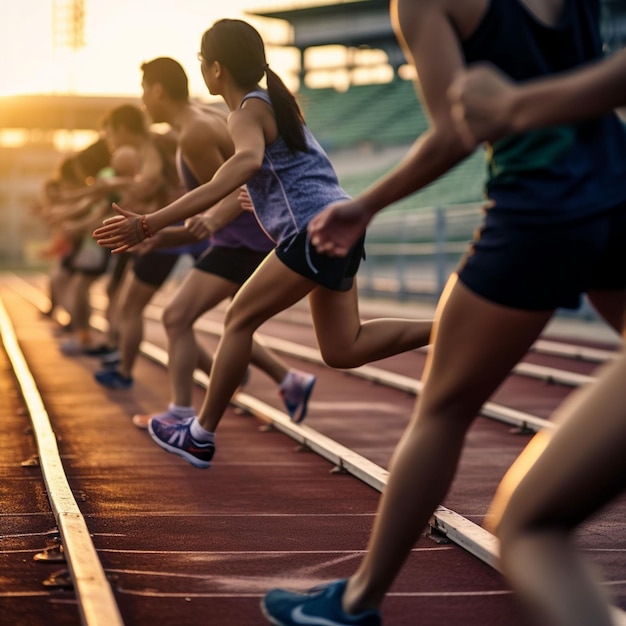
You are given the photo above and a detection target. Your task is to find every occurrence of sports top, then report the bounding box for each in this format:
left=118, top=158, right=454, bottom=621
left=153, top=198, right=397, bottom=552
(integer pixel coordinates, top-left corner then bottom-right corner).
left=462, top=0, right=626, bottom=222
left=241, top=89, right=351, bottom=244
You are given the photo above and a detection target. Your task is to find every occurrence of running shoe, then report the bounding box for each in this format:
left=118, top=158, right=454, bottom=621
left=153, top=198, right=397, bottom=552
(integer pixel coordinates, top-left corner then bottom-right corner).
left=279, top=370, right=316, bottom=423
left=261, top=579, right=381, bottom=626
left=59, top=337, right=88, bottom=355
left=148, top=416, right=214, bottom=469
left=132, top=406, right=191, bottom=430
left=83, top=344, right=117, bottom=357
left=94, top=369, right=133, bottom=390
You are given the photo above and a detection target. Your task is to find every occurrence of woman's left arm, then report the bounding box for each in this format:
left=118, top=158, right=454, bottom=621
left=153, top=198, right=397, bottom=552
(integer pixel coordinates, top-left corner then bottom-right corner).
left=93, top=107, right=266, bottom=253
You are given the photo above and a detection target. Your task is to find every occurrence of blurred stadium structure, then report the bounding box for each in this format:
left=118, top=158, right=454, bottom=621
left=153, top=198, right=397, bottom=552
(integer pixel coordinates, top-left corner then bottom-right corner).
left=52, top=0, right=85, bottom=51
left=0, top=0, right=624, bottom=313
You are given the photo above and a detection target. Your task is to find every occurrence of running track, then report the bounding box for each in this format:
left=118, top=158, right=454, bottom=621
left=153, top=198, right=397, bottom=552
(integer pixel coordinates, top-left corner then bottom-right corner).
left=1, top=272, right=625, bottom=626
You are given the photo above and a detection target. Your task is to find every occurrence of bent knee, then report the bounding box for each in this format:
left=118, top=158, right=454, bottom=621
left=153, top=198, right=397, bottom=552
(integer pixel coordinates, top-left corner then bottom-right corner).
left=162, top=304, right=194, bottom=333
left=222, top=303, right=265, bottom=335
left=319, top=347, right=364, bottom=370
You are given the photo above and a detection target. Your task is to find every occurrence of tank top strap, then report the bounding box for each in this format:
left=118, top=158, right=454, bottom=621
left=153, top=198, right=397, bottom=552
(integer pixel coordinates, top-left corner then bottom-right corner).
left=239, top=89, right=271, bottom=108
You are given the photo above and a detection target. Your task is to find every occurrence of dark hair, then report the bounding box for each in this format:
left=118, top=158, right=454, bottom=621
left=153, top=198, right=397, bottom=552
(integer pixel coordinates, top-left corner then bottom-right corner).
left=200, top=19, right=306, bottom=152
left=75, top=137, right=111, bottom=178
left=58, top=156, right=83, bottom=186
left=141, top=57, right=189, bottom=101
left=101, top=104, right=148, bottom=135
left=55, top=137, right=110, bottom=187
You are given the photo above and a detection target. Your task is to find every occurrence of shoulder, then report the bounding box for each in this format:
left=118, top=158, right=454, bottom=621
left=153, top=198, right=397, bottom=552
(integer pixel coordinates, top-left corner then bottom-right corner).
left=236, top=93, right=273, bottom=121
left=150, top=130, right=178, bottom=158
left=180, top=112, right=226, bottom=151
left=241, top=89, right=270, bottom=104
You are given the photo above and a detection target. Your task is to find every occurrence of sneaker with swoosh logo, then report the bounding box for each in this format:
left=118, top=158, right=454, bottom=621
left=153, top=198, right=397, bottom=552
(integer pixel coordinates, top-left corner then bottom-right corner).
left=261, top=579, right=381, bottom=626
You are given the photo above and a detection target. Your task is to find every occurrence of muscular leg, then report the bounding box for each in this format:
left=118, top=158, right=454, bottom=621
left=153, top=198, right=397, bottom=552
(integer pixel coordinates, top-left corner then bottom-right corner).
left=486, top=287, right=626, bottom=527
left=497, top=353, right=626, bottom=626
left=115, top=272, right=158, bottom=378
left=309, top=280, right=432, bottom=369
left=104, top=254, right=132, bottom=348
left=163, top=268, right=239, bottom=406
left=164, top=266, right=296, bottom=408
left=341, top=274, right=553, bottom=613
left=67, top=272, right=99, bottom=344
left=49, top=263, right=72, bottom=319
left=197, top=253, right=316, bottom=432
left=249, top=334, right=291, bottom=383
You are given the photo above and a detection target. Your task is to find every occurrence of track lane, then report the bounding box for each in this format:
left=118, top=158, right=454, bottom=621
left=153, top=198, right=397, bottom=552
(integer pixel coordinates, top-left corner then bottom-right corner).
left=3, top=272, right=626, bottom=625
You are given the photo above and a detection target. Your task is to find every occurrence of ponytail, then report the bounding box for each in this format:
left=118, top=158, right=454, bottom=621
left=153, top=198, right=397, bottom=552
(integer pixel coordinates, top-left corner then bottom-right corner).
left=201, top=19, right=308, bottom=153
left=265, top=67, right=307, bottom=153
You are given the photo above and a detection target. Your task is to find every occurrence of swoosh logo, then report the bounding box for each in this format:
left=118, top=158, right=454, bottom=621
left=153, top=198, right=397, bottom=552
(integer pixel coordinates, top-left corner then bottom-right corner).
left=290, top=604, right=349, bottom=626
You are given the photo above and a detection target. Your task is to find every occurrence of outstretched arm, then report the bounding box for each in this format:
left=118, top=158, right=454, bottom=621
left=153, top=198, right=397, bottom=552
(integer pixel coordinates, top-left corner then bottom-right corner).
left=308, top=0, right=473, bottom=256
left=448, top=48, right=626, bottom=147
left=93, top=108, right=265, bottom=253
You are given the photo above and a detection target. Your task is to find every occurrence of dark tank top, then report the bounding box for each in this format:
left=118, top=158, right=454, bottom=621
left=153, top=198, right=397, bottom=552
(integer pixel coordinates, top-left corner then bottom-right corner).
left=462, top=0, right=626, bottom=221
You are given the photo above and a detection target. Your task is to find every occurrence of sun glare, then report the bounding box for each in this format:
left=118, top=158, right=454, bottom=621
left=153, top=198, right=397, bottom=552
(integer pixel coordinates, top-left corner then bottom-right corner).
left=0, top=0, right=292, bottom=98
left=0, top=1, right=389, bottom=99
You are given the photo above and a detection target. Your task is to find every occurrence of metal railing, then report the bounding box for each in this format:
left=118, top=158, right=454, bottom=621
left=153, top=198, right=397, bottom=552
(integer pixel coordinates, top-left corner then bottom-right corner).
left=358, top=202, right=481, bottom=300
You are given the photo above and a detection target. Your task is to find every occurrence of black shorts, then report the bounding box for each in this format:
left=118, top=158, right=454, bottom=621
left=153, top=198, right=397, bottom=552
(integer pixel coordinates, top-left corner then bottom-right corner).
left=63, top=241, right=110, bottom=276
left=194, top=245, right=270, bottom=285
left=457, top=203, right=626, bottom=310
left=132, top=251, right=180, bottom=288
left=275, top=230, right=365, bottom=292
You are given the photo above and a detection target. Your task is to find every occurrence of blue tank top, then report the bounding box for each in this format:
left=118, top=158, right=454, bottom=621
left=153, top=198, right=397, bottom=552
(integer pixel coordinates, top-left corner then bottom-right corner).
left=462, top=0, right=626, bottom=221
left=176, top=150, right=272, bottom=252
left=241, top=90, right=351, bottom=244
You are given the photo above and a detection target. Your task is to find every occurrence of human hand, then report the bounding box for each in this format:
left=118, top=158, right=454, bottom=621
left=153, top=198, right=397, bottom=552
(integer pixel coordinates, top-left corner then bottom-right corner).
left=307, top=198, right=371, bottom=257
left=238, top=186, right=254, bottom=212
left=92, top=202, right=144, bottom=254
left=447, top=63, right=517, bottom=148
left=126, top=230, right=163, bottom=254
left=184, top=215, right=213, bottom=240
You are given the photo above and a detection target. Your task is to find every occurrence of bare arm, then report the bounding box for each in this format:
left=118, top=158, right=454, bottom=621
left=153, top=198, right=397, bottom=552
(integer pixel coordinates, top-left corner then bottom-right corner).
left=148, top=111, right=261, bottom=231
left=308, top=0, right=473, bottom=256
left=93, top=107, right=265, bottom=253
left=184, top=188, right=245, bottom=240
left=61, top=201, right=111, bottom=238
left=357, top=0, right=472, bottom=209
left=47, top=196, right=97, bottom=225
left=130, top=188, right=246, bottom=253
left=448, top=48, right=626, bottom=146
left=122, top=142, right=167, bottom=204
left=53, top=179, right=113, bottom=204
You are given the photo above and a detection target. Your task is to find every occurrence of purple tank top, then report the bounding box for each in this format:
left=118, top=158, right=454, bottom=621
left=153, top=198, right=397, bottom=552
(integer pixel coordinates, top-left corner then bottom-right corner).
left=177, top=150, right=273, bottom=252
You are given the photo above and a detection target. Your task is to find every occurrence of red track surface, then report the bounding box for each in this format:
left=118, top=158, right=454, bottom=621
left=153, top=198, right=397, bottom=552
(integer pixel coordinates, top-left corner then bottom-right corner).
left=1, top=274, right=625, bottom=626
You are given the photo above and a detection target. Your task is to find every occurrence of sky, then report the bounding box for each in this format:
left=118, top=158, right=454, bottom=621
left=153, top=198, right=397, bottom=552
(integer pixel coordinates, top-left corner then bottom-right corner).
left=0, top=0, right=309, bottom=99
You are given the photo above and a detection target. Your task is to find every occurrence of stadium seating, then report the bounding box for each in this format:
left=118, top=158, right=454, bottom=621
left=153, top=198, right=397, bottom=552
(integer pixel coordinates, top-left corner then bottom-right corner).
left=298, top=79, right=487, bottom=209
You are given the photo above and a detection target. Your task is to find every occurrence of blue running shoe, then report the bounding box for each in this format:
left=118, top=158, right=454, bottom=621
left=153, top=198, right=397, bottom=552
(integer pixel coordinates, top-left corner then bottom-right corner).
left=279, top=370, right=316, bottom=423
left=94, top=368, right=133, bottom=390
left=148, top=416, right=214, bottom=469
left=261, top=579, right=381, bottom=626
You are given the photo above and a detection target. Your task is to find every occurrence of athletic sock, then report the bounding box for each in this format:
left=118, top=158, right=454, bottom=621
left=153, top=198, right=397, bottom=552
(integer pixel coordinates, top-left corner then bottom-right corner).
left=169, top=403, right=195, bottom=418
left=190, top=417, right=215, bottom=444
left=280, top=370, right=294, bottom=389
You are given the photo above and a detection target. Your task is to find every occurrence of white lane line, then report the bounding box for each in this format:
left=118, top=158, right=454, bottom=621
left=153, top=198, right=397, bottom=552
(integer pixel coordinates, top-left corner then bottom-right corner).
left=8, top=274, right=625, bottom=621
left=0, top=294, right=124, bottom=626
